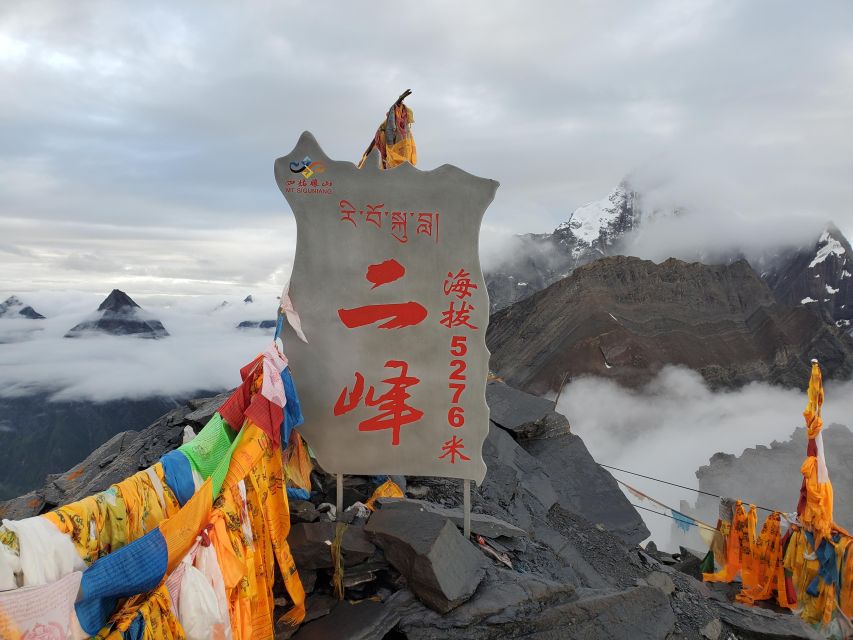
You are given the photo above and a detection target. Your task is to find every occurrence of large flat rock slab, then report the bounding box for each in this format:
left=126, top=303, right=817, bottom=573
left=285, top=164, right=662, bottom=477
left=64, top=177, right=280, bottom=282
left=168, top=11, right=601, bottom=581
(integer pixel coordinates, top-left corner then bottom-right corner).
left=374, top=498, right=526, bottom=539
left=290, top=599, right=401, bottom=640
left=715, top=601, right=823, bottom=640
left=522, top=433, right=649, bottom=545
left=397, top=580, right=672, bottom=640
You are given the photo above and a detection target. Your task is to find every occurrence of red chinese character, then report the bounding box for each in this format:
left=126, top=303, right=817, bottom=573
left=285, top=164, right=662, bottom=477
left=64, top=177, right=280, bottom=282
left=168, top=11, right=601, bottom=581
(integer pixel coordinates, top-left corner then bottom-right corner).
left=439, top=301, right=478, bottom=330
left=334, top=361, right=424, bottom=446
left=310, top=178, right=319, bottom=187
left=443, top=268, right=478, bottom=300
left=334, top=372, right=364, bottom=415
left=439, top=435, right=470, bottom=463
left=366, top=258, right=405, bottom=288
left=339, top=259, right=427, bottom=329
left=338, top=302, right=427, bottom=329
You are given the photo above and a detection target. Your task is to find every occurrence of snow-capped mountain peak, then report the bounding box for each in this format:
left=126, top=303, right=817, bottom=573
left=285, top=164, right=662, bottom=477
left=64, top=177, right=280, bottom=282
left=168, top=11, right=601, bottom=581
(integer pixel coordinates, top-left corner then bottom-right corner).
left=552, top=183, right=641, bottom=261
left=561, top=184, right=631, bottom=251
left=809, top=229, right=847, bottom=269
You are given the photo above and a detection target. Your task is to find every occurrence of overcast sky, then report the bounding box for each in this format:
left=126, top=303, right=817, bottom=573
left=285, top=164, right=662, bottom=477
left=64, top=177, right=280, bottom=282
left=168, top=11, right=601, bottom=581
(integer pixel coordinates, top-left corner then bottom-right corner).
left=2, top=1, right=852, bottom=295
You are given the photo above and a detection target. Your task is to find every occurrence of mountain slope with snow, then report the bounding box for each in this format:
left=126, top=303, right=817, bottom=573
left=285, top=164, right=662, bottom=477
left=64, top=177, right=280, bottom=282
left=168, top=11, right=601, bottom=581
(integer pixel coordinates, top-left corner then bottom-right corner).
left=762, top=223, right=853, bottom=331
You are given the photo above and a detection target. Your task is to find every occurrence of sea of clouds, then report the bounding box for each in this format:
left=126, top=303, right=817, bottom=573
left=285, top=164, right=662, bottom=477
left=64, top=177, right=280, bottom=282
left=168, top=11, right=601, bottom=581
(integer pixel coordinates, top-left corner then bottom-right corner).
left=0, top=290, right=284, bottom=401
left=556, top=366, right=853, bottom=550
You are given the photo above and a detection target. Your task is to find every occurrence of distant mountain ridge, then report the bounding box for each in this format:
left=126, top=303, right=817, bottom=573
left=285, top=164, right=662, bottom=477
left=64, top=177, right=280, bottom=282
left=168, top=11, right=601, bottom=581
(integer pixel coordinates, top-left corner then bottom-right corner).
left=487, top=255, right=853, bottom=394
left=0, top=295, right=45, bottom=320
left=65, top=289, right=169, bottom=339
left=484, top=183, right=853, bottom=335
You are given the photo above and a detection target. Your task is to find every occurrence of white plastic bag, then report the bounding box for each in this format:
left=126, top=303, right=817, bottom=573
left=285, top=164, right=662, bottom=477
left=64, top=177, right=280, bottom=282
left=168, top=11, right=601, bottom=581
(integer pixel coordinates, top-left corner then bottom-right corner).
left=2, top=517, right=85, bottom=586
left=0, top=536, right=21, bottom=591
left=179, top=563, right=228, bottom=640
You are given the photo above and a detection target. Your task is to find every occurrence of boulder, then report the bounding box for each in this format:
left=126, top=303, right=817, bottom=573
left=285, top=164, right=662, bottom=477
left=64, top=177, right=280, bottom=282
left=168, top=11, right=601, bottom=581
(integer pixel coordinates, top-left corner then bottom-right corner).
left=290, top=500, right=321, bottom=524
left=674, top=546, right=705, bottom=580
left=365, top=507, right=486, bottom=613
left=700, top=617, right=722, bottom=640
left=288, top=522, right=375, bottom=570
left=646, top=571, right=675, bottom=595
left=485, top=381, right=570, bottom=440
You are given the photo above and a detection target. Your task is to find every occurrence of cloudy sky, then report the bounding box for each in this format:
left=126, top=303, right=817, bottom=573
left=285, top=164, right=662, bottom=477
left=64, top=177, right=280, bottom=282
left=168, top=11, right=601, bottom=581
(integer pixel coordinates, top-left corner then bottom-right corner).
left=2, top=1, right=853, bottom=295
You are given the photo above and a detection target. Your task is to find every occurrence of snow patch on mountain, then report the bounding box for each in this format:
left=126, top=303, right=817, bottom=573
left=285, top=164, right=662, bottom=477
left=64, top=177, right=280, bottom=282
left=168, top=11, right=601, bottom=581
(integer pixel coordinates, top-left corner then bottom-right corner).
left=827, top=284, right=839, bottom=294
left=809, top=230, right=846, bottom=268
left=557, top=185, right=629, bottom=250
left=802, top=297, right=817, bottom=304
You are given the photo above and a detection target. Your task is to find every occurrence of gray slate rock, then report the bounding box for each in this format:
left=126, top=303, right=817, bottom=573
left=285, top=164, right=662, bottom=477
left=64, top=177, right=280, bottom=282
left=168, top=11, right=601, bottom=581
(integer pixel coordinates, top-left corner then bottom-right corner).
left=521, top=432, right=649, bottom=545
left=374, top=498, right=526, bottom=539
left=700, top=617, right=722, bottom=640
left=716, top=601, right=823, bottom=640
left=290, top=599, right=401, bottom=640
left=479, top=424, right=558, bottom=531
left=288, top=522, right=375, bottom=570
left=394, top=569, right=575, bottom=638
left=365, top=507, right=486, bottom=613
left=397, top=580, right=673, bottom=640
left=646, top=570, right=675, bottom=595
left=183, top=393, right=228, bottom=428
left=290, top=500, right=321, bottom=524
left=485, top=380, right=570, bottom=440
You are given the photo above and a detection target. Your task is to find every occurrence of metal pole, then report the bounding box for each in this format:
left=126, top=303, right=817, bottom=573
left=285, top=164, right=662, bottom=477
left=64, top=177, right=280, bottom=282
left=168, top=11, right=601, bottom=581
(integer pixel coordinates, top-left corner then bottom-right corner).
left=336, top=473, right=344, bottom=519
left=463, top=479, right=471, bottom=538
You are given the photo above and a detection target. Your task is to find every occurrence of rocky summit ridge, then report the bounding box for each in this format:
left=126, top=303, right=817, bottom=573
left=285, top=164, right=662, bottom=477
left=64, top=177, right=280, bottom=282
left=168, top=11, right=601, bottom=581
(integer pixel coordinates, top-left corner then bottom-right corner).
left=487, top=255, right=853, bottom=394
left=0, top=381, right=821, bottom=639
left=64, top=288, right=169, bottom=339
